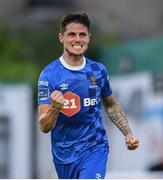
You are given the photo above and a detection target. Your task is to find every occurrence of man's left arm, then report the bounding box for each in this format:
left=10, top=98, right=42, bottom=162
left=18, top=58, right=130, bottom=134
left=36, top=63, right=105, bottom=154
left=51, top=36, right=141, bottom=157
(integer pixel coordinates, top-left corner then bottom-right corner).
left=102, top=95, right=139, bottom=150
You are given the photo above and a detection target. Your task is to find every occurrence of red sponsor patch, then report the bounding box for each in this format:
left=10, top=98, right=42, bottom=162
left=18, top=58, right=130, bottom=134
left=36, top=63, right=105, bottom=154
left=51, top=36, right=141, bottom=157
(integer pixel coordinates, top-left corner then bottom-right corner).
left=61, top=91, right=81, bottom=117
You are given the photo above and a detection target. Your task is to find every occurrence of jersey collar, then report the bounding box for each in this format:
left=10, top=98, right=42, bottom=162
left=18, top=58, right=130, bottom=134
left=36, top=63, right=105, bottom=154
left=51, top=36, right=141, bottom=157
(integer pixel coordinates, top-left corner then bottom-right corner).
left=60, top=56, right=86, bottom=71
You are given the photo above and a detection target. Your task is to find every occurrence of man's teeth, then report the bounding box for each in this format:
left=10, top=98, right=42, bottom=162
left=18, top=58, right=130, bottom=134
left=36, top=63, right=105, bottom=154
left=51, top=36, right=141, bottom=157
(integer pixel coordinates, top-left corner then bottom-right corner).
left=73, top=45, right=83, bottom=48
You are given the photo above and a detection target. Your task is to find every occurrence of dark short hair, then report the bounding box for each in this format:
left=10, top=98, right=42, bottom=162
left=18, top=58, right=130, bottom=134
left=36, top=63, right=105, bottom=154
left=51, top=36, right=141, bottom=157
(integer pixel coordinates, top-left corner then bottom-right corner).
left=60, top=12, right=90, bottom=33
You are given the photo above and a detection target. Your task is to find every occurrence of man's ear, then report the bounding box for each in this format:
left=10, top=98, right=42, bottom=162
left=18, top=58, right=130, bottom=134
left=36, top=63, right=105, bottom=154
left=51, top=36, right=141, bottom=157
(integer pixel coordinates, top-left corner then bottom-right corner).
left=59, top=33, right=63, bottom=43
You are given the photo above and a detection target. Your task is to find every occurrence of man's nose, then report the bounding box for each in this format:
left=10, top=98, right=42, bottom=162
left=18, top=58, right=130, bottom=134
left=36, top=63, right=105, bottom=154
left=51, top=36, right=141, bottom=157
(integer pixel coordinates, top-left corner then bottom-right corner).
left=75, top=35, right=80, bottom=41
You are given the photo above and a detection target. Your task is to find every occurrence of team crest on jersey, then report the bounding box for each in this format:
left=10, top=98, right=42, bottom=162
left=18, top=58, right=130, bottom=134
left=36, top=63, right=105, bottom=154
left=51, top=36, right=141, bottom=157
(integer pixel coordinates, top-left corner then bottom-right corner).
left=61, top=91, right=81, bottom=117
left=89, top=76, right=98, bottom=88
left=59, top=83, right=69, bottom=90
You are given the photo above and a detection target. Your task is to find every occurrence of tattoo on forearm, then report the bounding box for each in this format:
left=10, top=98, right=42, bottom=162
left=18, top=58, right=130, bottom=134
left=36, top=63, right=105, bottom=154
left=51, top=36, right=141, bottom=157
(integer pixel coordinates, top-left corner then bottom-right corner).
left=106, top=104, right=131, bottom=136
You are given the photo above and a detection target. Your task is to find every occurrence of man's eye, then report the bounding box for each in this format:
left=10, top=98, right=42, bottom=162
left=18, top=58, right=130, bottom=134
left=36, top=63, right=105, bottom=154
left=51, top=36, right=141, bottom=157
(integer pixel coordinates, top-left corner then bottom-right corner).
left=68, top=33, right=75, bottom=36
left=80, top=33, right=87, bottom=37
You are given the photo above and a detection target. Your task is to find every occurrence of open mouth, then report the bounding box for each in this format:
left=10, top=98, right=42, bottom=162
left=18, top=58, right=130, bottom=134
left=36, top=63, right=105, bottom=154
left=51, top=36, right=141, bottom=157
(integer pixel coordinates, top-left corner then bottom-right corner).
left=72, top=45, right=83, bottom=49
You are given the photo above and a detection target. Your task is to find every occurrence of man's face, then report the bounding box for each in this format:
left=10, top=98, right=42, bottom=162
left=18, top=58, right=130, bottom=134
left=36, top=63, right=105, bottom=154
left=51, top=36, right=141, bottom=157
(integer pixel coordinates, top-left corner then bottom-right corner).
left=59, top=23, right=90, bottom=56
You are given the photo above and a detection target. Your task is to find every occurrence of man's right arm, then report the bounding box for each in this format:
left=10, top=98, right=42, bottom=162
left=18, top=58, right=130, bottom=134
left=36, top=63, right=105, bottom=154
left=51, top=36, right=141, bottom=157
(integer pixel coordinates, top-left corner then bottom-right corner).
left=38, top=91, right=65, bottom=133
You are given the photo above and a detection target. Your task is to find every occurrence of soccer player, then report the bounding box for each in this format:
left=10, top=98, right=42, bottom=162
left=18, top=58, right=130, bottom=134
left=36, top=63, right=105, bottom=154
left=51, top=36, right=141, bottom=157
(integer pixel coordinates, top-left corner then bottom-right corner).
left=37, top=12, right=139, bottom=179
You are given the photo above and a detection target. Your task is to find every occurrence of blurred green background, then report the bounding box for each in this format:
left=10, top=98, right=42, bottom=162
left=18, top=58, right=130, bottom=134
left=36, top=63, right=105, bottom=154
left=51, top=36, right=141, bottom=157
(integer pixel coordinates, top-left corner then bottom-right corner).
left=1, top=0, right=163, bottom=179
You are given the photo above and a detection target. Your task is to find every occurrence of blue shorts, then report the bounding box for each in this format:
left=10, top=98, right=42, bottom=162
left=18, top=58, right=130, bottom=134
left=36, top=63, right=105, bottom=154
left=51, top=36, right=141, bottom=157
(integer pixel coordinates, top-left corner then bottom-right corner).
left=54, top=146, right=109, bottom=179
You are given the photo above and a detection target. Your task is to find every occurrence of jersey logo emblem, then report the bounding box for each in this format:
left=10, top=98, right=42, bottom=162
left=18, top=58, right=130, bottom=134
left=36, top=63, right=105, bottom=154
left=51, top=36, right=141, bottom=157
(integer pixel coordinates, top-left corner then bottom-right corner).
left=61, top=91, right=81, bottom=117
left=59, top=83, right=69, bottom=90
left=90, top=76, right=97, bottom=85
left=96, top=173, right=102, bottom=179
left=89, top=76, right=98, bottom=88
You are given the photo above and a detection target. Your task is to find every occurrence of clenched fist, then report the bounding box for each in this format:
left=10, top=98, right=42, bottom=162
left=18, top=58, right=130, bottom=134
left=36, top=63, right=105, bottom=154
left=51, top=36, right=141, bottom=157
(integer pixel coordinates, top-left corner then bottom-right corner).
left=125, top=133, right=139, bottom=150
left=50, top=90, right=65, bottom=110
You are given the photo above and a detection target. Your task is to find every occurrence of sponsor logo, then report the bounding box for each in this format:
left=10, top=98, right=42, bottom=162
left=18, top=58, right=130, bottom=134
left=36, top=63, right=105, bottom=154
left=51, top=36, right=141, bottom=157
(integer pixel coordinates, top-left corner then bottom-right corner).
left=59, top=83, right=69, bottom=90
left=61, top=92, right=99, bottom=117
left=96, top=173, right=102, bottom=179
left=84, top=97, right=99, bottom=107
left=38, top=88, right=49, bottom=101
left=38, top=81, right=49, bottom=86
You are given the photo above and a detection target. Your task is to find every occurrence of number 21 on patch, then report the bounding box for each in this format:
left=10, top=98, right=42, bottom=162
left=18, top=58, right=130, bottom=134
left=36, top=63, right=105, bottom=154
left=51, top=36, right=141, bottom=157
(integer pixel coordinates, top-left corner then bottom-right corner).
left=60, top=91, right=81, bottom=117
left=64, top=99, right=77, bottom=109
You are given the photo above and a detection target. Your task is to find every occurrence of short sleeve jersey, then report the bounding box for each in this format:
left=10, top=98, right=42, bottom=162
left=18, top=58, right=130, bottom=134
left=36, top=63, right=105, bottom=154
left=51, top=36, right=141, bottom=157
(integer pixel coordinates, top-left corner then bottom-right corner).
left=38, top=57, right=112, bottom=164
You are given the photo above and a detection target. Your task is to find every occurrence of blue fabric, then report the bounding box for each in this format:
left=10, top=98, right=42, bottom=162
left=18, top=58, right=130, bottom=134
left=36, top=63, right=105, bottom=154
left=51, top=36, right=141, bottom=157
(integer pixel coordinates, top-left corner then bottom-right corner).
left=54, top=146, right=109, bottom=179
left=38, top=57, right=112, bottom=164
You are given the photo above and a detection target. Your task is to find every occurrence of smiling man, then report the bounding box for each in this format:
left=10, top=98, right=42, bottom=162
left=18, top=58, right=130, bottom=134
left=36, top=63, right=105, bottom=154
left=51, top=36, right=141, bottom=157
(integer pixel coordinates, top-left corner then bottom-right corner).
left=37, top=12, right=139, bottom=179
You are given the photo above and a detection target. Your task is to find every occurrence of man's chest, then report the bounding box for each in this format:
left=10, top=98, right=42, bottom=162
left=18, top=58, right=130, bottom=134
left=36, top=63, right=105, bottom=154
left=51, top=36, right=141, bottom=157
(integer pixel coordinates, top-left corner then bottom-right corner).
left=52, top=70, right=103, bottom=117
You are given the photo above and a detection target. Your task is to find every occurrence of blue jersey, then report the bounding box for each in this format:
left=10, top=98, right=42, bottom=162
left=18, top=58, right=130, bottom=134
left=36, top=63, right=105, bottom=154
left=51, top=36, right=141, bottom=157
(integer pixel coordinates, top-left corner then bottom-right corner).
left=38, top=57, right=112, bottom=164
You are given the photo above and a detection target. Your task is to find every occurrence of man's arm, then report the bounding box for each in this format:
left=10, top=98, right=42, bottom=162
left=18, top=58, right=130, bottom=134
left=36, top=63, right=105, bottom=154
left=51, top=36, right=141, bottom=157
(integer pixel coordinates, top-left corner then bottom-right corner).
left=38, top=91, right=65, bottom=133
left=102, top=95, right=139, bottom=150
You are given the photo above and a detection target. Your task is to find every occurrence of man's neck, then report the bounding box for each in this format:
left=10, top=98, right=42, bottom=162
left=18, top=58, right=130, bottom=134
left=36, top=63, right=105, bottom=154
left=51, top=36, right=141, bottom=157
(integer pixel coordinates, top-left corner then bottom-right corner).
left=62, top=53, right=84, bottom=66
left=60, top=55, right=86, bottom=71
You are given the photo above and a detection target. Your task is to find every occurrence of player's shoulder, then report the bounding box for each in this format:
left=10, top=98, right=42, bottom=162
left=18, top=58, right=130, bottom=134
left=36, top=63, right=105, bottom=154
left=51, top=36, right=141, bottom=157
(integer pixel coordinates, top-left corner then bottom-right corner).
left=40, top=58, right=61, bottom=76
left=86, top=58, right=107, bottom=71
left=43, top=58, right=61, bottom=72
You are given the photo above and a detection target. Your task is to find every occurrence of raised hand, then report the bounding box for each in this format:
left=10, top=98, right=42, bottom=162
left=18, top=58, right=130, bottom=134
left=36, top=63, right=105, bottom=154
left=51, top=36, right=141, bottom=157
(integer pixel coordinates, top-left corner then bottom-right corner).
left=125, top=133, right=139, bottom=150
left=50, top=90, right=65, bottom=110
